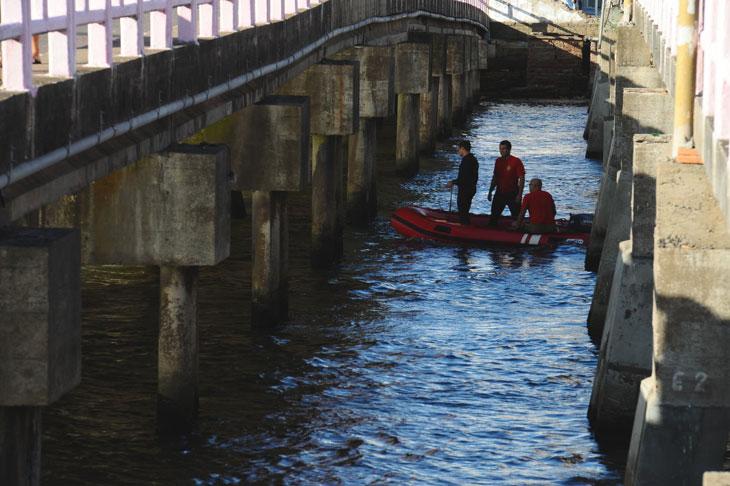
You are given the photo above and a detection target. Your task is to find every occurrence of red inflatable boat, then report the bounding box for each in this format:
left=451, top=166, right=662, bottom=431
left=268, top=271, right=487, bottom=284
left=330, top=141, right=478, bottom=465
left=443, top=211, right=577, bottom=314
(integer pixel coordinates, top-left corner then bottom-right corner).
left=390, top=207, right=592, bottom=246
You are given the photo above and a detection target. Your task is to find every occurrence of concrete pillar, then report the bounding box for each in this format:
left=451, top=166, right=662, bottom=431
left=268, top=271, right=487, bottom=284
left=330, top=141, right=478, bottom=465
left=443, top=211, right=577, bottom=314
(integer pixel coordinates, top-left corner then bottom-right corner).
left=587, top=88, right=671, bottom=341
left=0, top=227, right=81, bottom=485
left=332, top=46, right=394, bottom=224
left=447, top=36, right=466, bottom=126
left=438, top=75, right=453, bottom=137
left=227, top=97, right=310, bottom=318
left=279, top=61, right=359, bottom=266
left=472, top=70, right=481, bottom=104
left=585, top=25, right=663, bottom=272
left=394, top=42, right=431, bottom=176
left=158, top=265, right=199, bottom=428
left=418, top=76, right=439, bottom=154
left=252, top=191, right=289, bottom=324
left=41, top=144, right=230, bottom=426
left=0, top=407, right=41, bottom=486
left=625, top=160, right=730, bottom=486
left=312, top=134, right=345, bottom=266
left=347, top=118, right=377, bottom=223
left=431, top=35, right=451, bottom=138
left=451, top=74, right=467, bottom=127
left=396, top=94, right=419, bottom=175
left=463, top=71, right=473, bottom=112
left=588, top=135, right=671, bottom=437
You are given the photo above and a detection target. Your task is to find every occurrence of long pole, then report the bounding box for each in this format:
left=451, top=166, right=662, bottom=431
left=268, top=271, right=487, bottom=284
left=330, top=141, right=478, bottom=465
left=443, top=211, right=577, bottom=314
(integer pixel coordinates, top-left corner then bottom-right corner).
left=672, top=0, right=699, bottom=157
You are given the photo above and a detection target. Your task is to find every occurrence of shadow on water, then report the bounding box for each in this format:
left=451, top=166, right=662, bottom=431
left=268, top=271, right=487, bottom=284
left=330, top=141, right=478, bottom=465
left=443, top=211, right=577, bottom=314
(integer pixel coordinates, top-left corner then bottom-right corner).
left=42, top=101, right=626, bottom=485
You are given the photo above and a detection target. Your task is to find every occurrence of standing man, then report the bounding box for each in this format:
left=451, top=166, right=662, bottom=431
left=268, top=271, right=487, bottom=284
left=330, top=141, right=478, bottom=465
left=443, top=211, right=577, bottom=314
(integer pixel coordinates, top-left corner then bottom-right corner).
left=514, top=178, right=557, bottom=233
left=446, top=140, right=479, bottom=225
left=487, top=140, right=525, bottom=226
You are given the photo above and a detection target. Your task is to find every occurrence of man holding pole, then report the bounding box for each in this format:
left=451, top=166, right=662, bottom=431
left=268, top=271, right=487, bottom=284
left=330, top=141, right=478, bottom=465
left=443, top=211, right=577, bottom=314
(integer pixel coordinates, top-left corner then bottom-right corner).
left=446, top=140, right=479, bottom=225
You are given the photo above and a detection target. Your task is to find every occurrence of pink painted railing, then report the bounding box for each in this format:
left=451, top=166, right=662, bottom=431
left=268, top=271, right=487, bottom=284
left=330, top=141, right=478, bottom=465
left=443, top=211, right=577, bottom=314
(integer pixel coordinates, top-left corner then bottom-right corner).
left=638, top=0, right=730, bottom=141
left=0, top=0, right=489, bottom=95
left=0, top=0, right=322, bottom=92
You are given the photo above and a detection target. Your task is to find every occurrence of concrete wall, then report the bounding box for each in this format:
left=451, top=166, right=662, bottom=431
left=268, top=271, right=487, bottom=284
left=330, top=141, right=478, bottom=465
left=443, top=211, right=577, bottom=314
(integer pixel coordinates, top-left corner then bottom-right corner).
left=484, top=16, right=598, bottom=99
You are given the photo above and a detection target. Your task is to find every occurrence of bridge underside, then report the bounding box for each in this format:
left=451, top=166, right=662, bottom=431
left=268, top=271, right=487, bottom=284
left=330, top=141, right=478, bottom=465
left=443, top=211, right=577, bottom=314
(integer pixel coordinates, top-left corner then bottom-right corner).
left=0, top=1, right=487, bottom=225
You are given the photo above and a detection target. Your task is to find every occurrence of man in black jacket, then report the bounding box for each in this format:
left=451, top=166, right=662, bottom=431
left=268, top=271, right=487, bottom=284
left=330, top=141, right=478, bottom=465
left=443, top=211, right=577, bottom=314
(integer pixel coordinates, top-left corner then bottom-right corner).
left=446, top=140, right=479, bottom=225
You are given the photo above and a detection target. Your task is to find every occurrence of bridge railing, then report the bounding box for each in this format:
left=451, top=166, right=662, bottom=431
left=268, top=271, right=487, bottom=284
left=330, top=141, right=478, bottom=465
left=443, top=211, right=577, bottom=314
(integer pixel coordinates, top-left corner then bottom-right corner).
left=0, top=0, right=488, bottom=95
left=637, top=0, right=729, bottom=141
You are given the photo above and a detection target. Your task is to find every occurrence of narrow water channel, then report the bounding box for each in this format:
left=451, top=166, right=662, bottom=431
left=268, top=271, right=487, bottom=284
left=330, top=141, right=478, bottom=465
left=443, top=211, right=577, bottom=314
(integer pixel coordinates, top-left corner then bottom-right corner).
left=43, top=102, right=623, bottom=484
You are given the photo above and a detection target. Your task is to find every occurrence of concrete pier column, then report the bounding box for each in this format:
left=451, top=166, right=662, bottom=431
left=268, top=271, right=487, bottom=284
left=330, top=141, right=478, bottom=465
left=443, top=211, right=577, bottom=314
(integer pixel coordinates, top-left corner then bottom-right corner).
left=430, top=35, right=449, bottom=138
left=446, top=36, right=466, bottom=126
left=438, top=75, right=453, bottom=137
left=395, top=41, right=431, bottom=176
left=158, top=265, right=199, bottom=428
left=0, top=407, right=41, bottom=486
left=587, top=88, right=671, bottom=341
left=312, top=134, right=345, bottom=265
left=347, top=118, right=378, bottom=223
left=396, top=93, right=419, bottom=175
left=585, top=25, right=663, bottom=272
left=189, top=96, right=310, bottom=322
left=625, top=160, right=730, bottom=486
left=451, top=74, right=467, bottom=127
left=332, top=46, right=394, bottom=224
left=40, top=144, right=230, bottom=425
left=477, top=38, right=489, bottom=100
left=419, top=76, right=439, bottom=154
left=589, top=135, right=671, bottom=437
left=472, top=70, right=481, bottom=104
left=0, top=227, right=81, bottom=485
left=279, top=61, right=359, bottom=266
left=251, top=191, right=289, bottom=325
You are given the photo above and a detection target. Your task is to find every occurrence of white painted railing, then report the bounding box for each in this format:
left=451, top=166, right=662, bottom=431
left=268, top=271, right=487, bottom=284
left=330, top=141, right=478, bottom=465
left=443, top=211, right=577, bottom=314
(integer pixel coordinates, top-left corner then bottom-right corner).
left=0, top=0, right=488, bottom=94
left=638, top=0, right=730, bottom=141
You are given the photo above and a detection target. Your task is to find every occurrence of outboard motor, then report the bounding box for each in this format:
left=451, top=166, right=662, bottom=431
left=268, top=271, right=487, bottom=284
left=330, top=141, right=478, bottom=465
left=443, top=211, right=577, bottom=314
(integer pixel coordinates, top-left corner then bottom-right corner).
left=568, top=213, right=593, bottom=232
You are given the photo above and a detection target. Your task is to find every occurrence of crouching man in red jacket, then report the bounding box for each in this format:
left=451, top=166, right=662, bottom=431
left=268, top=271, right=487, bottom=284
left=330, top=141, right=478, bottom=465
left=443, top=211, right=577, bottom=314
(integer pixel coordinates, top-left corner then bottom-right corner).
left=514, top=178, right=557, bottom=233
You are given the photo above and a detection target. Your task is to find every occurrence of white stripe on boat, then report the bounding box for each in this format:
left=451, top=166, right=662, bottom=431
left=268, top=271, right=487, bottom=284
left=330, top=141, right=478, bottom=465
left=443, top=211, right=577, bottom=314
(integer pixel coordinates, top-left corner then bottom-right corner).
left=520, top=234, right=529, bottom=244
left=529, top=235, right=541, bottom=245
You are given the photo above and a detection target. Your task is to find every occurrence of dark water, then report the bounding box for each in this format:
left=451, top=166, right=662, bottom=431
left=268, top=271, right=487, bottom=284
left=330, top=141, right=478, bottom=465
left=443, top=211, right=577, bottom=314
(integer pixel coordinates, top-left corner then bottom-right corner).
left=43, top=102, right=622, bottom=485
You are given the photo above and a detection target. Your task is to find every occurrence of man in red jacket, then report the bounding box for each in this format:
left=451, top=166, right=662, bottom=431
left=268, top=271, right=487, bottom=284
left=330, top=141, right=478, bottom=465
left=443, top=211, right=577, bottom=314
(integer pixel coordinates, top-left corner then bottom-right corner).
left=487, top=140, right=525, bottom=226
left=514, top=178, right=557, bottom=233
